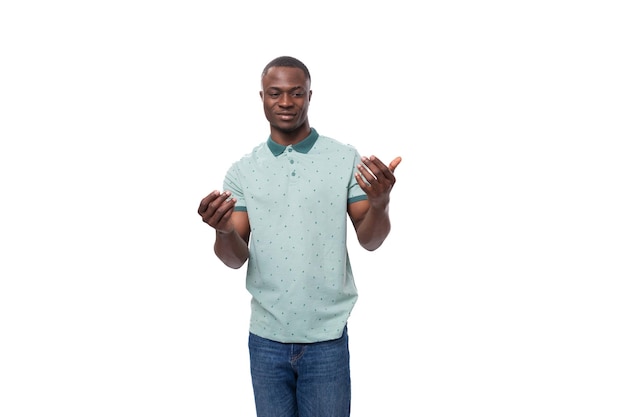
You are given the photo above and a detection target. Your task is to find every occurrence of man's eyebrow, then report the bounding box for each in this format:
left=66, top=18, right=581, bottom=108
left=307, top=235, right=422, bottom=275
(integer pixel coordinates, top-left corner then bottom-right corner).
left=266, top=86, right=306, bottom=91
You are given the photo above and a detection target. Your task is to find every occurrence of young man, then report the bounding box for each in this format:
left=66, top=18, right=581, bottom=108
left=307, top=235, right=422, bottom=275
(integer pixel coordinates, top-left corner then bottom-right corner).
left=198, top=56, right=401, bottom=417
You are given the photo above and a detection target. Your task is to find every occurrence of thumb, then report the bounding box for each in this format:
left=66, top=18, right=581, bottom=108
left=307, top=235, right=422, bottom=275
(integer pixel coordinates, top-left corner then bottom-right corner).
left=389, top=156, right=402, bottom=173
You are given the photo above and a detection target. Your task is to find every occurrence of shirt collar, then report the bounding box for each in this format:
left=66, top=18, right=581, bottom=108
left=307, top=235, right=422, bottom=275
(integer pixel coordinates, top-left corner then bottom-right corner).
left=267, top=128, right=319, bottom=156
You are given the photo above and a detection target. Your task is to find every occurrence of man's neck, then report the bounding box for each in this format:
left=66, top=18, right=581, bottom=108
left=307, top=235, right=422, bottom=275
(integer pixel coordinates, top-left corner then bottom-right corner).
left=270, top=123, right=311, bottom=146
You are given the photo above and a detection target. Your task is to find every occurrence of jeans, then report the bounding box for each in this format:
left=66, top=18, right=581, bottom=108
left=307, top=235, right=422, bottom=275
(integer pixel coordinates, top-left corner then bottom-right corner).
left=248, top=327, right=351, bottom=417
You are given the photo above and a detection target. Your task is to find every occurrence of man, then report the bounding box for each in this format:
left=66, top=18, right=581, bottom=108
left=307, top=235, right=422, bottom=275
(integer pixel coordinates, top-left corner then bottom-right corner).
left=198, top=56, right=401, bottom=417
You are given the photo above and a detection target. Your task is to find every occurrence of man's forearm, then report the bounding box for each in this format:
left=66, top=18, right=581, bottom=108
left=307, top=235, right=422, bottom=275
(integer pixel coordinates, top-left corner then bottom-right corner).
left=214, top=229, right=249, bottom=269
left=356, top=206, right=391, bottom=251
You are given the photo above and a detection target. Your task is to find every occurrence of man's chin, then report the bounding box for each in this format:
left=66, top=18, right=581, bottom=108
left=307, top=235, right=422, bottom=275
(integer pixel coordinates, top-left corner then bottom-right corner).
left=271, top=122, right=300, bottom=133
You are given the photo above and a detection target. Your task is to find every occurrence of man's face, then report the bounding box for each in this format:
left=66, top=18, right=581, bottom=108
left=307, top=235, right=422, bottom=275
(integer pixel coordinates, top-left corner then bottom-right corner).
left=260, top=66, right=312, bottom=134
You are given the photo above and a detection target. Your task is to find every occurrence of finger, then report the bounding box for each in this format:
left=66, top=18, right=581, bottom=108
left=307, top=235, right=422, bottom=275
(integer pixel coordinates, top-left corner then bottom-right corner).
left=364, top=155, right=387, bottom=174
left=356, top=160, right=377, bottom=184
left=389, top=156, right=402, bottom=173
left=212, top=190, right=232, bottom=205
left=364, top=155, right=394, bottom=182
left=199, top=190, right=233, bottom=217
left=203, top=196, right=237, bottom=227
left=207, top=191, right=233, bottom=214
left=354, top=171, right=371, bottom=192
left=212, top=201, right=236, bottom=227
left=198, top=190, right=220, bottom=215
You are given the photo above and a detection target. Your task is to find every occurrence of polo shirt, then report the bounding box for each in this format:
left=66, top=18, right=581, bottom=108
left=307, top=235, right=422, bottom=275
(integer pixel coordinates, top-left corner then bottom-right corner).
left=223, top=128, right=368, bottom=343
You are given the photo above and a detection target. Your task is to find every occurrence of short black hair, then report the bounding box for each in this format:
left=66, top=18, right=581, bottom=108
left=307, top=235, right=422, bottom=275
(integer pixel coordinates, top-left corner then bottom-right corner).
left=261, top=56, right=311, bottom=83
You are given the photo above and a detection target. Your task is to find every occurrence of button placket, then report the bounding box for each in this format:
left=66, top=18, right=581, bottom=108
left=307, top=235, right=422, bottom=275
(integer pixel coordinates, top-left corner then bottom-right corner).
left=285, top=147, right=297, bottom=179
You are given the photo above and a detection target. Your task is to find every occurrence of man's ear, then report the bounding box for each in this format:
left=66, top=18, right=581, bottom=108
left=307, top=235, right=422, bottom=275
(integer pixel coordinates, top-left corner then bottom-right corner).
left=259, top=91, right=264, bottom=100
left=309, top=90, right=313, bottom=101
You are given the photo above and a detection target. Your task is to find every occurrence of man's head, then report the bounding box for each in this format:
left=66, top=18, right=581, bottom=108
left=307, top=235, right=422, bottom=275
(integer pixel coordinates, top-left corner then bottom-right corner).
left=261, top=56, right=311, bottom=83
left=260, top=56, right=312, bottom=142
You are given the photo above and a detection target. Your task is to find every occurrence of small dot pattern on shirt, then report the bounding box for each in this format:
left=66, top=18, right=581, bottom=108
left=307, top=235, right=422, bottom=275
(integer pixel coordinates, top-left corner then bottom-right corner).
left=223, top=130, right=367, bottom=343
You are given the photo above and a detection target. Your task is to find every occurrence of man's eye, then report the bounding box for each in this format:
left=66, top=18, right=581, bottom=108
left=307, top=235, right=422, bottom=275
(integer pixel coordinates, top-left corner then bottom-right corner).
left=292, top=92, right=304, bottom=97
left=269, top=93, right=280, bottom=98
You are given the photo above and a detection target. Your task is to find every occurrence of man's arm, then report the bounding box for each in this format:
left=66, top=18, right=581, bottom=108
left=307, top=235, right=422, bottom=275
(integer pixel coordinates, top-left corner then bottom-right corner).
left=348, top=156, right=401, bottom=251
left=348, top=200, right=391, bottom=251
left=198, top=191, right=250, bottom=269
left=214, top=210, right=250, bottom=269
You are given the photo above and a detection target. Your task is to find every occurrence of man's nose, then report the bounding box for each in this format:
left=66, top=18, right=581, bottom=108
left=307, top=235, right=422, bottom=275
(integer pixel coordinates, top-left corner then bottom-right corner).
left=278, top=93, right=293, bottom=106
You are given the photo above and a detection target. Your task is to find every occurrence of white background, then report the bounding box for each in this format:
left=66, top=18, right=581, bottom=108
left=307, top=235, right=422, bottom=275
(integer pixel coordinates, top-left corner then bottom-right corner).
left=1, top=1, right=625, bottom=416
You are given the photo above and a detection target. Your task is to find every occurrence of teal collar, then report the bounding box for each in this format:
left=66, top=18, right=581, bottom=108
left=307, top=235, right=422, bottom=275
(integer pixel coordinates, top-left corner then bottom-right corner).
left=267, top=128, right=319, bottom=156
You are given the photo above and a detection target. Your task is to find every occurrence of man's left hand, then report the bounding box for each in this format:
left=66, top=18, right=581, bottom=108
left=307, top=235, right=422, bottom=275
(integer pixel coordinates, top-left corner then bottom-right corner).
left=355, top=155, right=402, bottom=209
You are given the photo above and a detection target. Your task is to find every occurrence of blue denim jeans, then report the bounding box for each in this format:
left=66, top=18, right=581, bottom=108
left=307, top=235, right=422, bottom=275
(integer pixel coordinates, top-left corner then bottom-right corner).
left=248, top=326, right=351, bottom=417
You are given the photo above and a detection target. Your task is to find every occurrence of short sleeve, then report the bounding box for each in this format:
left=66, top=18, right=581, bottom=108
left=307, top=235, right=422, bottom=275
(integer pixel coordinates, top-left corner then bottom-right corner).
left=223, top=163, right=247, bottom=211
left=347, top=147, right=367, bottom=204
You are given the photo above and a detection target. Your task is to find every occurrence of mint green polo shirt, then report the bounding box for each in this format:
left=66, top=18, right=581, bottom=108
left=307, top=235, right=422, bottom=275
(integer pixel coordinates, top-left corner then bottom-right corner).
left=223, top=128, right=367, bottom=343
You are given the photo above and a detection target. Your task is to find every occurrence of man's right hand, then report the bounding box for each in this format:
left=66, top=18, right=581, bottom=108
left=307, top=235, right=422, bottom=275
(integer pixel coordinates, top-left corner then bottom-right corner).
left=197, top=190, right=237, bottom=234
